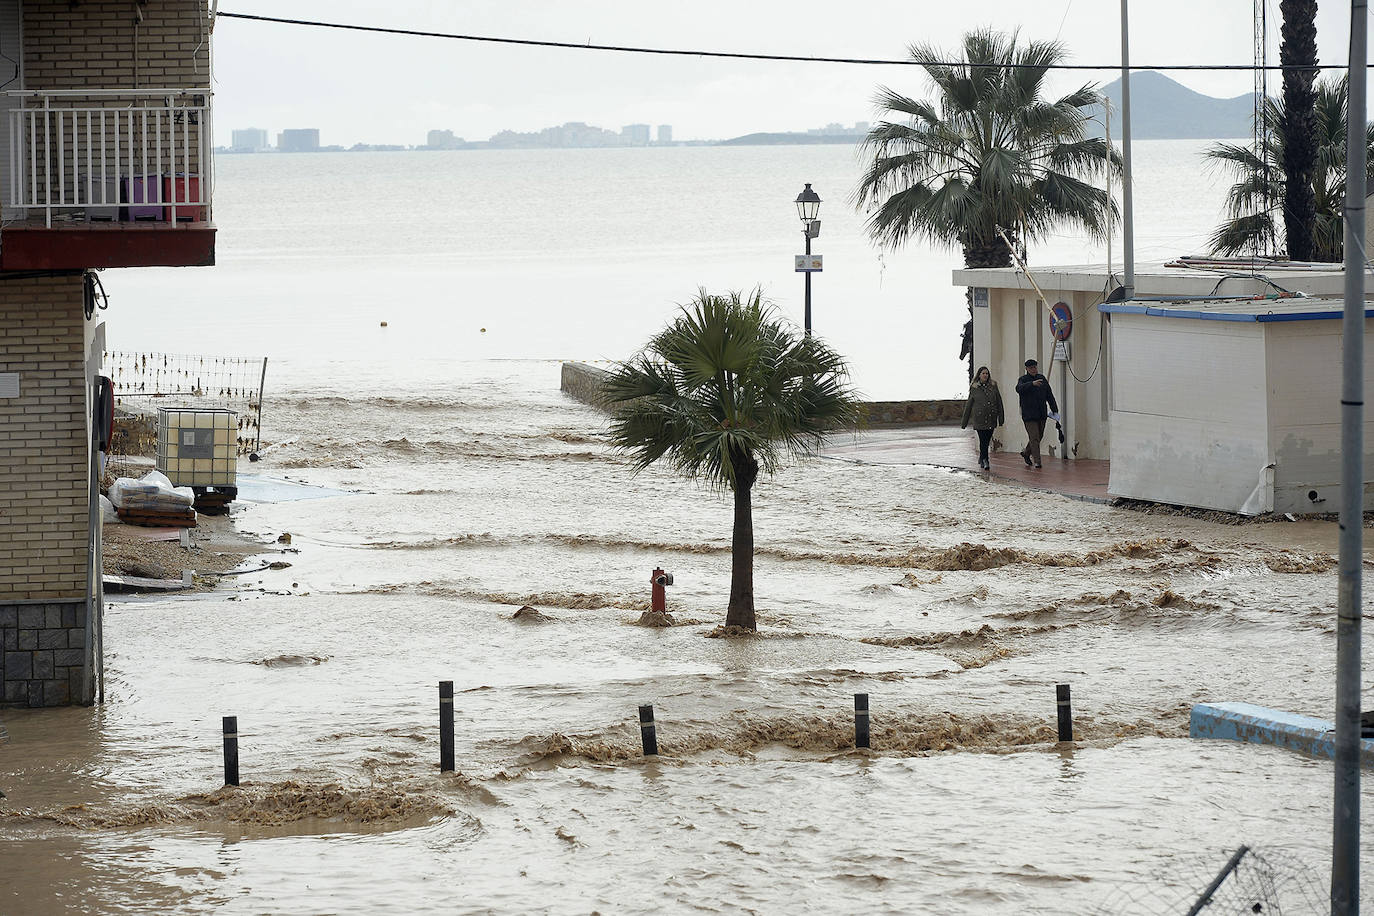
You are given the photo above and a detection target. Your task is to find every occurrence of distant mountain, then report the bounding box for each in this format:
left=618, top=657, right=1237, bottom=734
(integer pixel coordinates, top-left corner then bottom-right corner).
left=719, top=72, right=1254, bottom=147
left=1091, top=71, right=1254, bottom=140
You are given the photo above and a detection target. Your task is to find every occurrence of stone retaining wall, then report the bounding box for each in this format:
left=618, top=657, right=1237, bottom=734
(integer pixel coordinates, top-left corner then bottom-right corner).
left=560, top=361, right=611, bottom=409
left=0, top=600, right=90, bottom=707
left=559, top=361, right=962, bottom=427
left=859, top=399, right=965, bottom=427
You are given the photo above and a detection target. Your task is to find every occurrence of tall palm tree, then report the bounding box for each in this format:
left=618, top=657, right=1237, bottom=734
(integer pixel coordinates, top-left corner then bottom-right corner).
left=603, top=291, right=859, bottom=631
left=855, top=28, right=1119, bottom=377
left=1278, top=0, right=1319, bottom=260
left=1205, top=77, right=1374, bottom=263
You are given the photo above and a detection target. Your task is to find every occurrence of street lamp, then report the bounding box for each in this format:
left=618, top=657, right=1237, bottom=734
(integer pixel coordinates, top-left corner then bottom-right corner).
left=794, top=183, right=821, bottom=335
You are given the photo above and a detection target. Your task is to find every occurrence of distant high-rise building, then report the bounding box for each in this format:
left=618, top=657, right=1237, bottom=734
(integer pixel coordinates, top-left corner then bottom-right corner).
left=656, top=124, right=672, bottom=144
left=277, top=128, right=320, bottom=152
left=853, top=121, right=869, bottom=132
left=621, top=123, right=651, bottom=146
left=230, top=127, right=268, bottom=151
left=426, top=129, right=463, bottom=150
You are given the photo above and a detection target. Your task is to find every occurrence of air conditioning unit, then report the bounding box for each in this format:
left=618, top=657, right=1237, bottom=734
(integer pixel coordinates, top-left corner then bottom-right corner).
left=156, top=407, right=237, bottom=487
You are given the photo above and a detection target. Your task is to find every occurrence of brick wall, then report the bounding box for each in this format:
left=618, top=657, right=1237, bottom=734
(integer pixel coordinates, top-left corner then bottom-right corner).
left=23, top=0, right=211, bottom=90
left=0, top=273, right=89, bottom=601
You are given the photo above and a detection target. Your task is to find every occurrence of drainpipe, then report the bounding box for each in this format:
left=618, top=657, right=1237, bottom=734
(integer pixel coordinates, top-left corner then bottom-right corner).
left=82, top=375, right=98, bottom=705
left=1118, top=0, right=1135, bottom=301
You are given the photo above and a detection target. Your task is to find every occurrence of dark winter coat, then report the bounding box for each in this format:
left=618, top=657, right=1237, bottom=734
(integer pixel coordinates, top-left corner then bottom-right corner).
left=1015, top=372, right=1059, bottom=422
left=960, top=381, right=1005, bottom=431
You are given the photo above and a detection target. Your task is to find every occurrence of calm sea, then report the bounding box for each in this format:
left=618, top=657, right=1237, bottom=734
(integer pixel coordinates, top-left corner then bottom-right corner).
left=3, top=141, right=1369, bottom=915
left=109, top=139, right=1234, bottom=399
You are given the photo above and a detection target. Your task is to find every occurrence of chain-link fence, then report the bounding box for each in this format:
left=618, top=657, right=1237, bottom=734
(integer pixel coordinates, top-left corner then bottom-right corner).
left=1091, top=845, right=1328, bottom=914
left=103, top=350, right=267, bottom=483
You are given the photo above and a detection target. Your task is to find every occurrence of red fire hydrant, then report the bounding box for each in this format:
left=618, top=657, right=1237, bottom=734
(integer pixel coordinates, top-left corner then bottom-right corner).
left=650, top=567, right=673, bottom=613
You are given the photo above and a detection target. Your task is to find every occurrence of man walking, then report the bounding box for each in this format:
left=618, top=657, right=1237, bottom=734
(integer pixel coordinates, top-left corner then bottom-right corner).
left=1015, top=358, right=1058, bottom=468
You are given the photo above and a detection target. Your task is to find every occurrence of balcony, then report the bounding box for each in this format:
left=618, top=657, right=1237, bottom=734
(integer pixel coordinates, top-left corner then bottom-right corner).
left=2, top=89, right=215, bottom=270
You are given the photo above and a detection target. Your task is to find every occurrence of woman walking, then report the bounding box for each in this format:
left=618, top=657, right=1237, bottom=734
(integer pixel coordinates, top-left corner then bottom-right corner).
left=960, top=366, right=1004, bottom=471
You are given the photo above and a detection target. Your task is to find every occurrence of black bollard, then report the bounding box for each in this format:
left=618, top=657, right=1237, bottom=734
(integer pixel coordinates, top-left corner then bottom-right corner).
left=1056, top=683, right=1073, bottom=742
left=638, top=704, right=659, bottom=756
left=222, top=715, right=239, bottom=786
left=439, top=681, right=455, bottom=773
left=854, top=693, right=871, bottom=749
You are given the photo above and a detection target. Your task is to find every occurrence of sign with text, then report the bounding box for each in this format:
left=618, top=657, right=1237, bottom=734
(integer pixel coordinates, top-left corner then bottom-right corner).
left=794, top=255, right=823, bottom=272
left=973, top=287, right=989, bottom=308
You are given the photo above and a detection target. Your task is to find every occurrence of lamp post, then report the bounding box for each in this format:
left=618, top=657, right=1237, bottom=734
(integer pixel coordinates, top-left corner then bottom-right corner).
left=795, top=183, right=821, bottom=335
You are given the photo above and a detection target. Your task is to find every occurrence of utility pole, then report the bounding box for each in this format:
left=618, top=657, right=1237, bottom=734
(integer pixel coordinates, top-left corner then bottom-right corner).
left=1331, top=1, right=1365, bottom=910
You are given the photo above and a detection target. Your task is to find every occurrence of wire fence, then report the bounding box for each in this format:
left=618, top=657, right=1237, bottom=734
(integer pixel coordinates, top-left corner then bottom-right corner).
left=103, top=350, right=267, bottom=483
left=1091, top=844, right=1328, bottom=914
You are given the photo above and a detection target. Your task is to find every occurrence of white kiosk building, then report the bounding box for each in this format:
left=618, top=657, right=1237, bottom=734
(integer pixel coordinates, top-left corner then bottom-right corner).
left=952, top=260, right=1374, bottom=514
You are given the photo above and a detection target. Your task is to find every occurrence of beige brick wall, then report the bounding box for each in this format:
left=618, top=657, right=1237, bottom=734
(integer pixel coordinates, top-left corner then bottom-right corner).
left=23, top=0, right=212, bottom=90
left=0, top=274, right=90, bottom=601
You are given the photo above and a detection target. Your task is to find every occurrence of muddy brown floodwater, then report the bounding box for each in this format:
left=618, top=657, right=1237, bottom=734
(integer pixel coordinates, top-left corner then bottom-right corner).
left=2, top=363, right=1371, bottom=914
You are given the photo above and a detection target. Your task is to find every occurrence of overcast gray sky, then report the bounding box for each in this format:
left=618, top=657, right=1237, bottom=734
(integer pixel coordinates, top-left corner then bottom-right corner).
left=210, top=1, right=1365, bottom=147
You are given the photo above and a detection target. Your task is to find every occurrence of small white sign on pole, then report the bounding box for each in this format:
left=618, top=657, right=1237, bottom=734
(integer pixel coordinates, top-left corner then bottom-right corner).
left=1053, top=340, right=1070, bottom=362
left=794, top=255, right=823, bottom=272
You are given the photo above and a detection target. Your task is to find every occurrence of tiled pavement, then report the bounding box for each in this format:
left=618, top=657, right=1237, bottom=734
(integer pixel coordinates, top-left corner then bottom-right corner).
left=821, top=425, right=1112, bottom=503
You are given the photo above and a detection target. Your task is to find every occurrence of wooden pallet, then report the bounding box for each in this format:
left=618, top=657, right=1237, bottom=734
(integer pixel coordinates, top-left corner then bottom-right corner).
left=116, top=507, right=197, bottom=528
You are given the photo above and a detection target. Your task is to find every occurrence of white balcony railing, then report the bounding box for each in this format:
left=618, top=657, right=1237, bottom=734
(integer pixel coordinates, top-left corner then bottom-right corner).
left=5, top=89, right=213, bottom=228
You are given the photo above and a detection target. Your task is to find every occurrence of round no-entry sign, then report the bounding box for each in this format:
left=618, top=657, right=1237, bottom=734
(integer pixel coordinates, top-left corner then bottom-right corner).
left=1050, top=302, right=1073, bottom=341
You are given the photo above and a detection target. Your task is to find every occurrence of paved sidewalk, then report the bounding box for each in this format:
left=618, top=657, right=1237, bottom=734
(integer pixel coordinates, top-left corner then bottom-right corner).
left=821, top=426, right=1112, bottom=503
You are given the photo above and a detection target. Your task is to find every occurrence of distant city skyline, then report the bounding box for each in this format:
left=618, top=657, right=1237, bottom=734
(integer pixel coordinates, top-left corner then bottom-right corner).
left=221, top=118, right=874, bottom=152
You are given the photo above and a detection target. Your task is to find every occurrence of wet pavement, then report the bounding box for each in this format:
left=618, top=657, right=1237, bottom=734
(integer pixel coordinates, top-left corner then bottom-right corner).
left=821, top=425, right=1112, bottom=503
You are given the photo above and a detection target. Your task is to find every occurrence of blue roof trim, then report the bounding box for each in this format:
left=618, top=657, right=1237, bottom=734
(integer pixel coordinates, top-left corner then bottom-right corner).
left=1098, top=302, right=1374, bottom=322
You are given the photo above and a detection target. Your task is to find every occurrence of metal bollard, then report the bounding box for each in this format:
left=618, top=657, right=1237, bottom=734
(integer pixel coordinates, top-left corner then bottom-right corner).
left=1056, top=683, right=1073, bottom=742
left=439, top=681, right=455, bottom=772
left=855, top=693, right=870, bottom=749
left=222, top=715, right=239, bottom=786
left=639, top=704, right=659, bottom=756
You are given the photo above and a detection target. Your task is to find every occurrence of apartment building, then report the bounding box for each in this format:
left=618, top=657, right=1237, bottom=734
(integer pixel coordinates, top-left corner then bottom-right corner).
left=0, top=0, right=216, bottom=707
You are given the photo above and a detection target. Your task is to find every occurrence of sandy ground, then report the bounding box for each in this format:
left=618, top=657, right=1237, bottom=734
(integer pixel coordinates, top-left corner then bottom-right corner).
left=101, top=512, right=276, bottom=591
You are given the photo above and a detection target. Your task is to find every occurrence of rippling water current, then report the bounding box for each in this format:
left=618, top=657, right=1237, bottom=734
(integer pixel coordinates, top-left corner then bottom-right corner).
left=3, top=364, right=1372, bottom=914
left=3, top=144, right=1374, bottom=913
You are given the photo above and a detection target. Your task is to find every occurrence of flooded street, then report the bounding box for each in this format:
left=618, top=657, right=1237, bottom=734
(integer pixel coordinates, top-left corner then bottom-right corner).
left=2, top=362, right=1371, bottom=913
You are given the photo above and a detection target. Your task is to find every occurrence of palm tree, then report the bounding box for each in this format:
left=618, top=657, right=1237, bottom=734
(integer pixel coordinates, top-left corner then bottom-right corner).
left=1205, top=77, right=1374, bottom=263
left=603, top=290, right=860, bottom=631
left=1278, top=0, right=1319, bottom=260
left=855, top=28, right=1119, bottom=377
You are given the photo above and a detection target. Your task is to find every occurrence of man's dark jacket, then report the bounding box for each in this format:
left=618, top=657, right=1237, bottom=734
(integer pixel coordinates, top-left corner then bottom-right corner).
left=1015, top=372, right=1059, bottom=422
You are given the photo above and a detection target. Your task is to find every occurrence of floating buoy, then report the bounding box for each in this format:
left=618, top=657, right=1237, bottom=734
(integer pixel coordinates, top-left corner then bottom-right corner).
left=480, top=328, right=486, bottom=333
left=380, top=321, right=388, bottom=327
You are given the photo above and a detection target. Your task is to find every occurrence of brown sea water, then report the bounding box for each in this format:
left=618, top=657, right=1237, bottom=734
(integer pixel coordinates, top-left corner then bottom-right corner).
left=3, top=366, right=1372, bottom=913
left=4, top=144, right=1372, bottom=912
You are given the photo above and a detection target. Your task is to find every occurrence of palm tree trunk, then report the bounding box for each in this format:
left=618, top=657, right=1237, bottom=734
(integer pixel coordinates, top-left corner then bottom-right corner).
left=725, top=452, right=759, bottom=630
left=1279, top=0, right=1318, bottom=260
left=959, top=235, right=1017, bottom=376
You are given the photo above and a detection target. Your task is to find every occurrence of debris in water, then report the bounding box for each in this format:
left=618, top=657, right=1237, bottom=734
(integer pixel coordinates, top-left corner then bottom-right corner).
left=704, top=625, right=757, bottom=638
left=512, top=605, right=553, bottom=622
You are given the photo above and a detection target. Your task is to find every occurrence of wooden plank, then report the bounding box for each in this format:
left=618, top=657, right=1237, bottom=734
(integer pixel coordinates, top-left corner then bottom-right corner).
left=103, top=573, right=192, bottom=591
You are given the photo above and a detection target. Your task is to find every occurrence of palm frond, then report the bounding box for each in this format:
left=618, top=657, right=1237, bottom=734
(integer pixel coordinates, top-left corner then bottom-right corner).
left=606, top=291, right=859, bottom=491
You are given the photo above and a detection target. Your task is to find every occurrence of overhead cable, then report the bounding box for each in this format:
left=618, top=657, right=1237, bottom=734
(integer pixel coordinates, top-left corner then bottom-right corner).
left=214, top=13, right=1353, bottom=72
